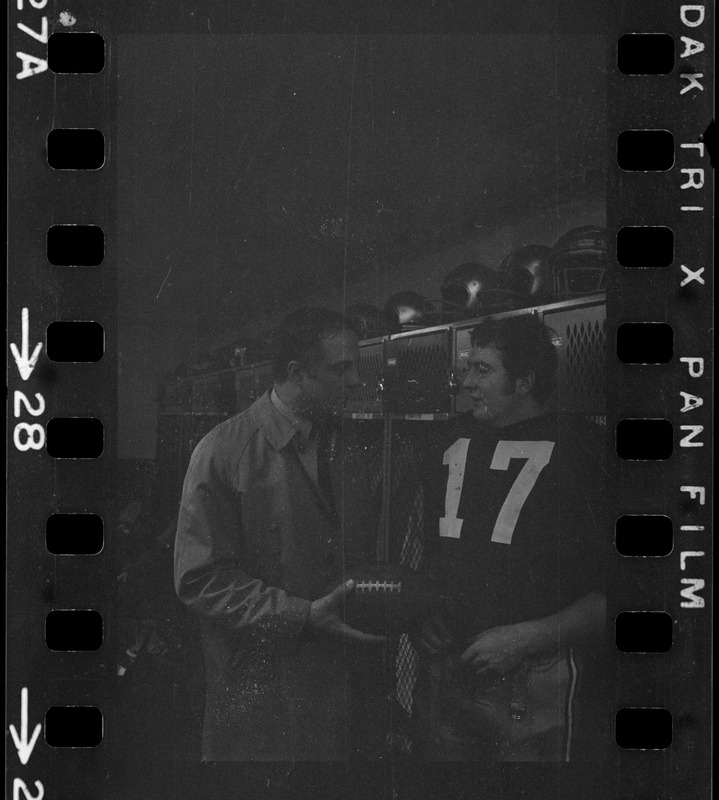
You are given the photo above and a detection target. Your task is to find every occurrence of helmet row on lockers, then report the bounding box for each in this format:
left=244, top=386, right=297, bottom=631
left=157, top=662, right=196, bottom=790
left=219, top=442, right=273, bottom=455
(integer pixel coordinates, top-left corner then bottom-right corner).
left=169, top=225, right=607, bottom=379
left=360, top=225, right=607, bottom=336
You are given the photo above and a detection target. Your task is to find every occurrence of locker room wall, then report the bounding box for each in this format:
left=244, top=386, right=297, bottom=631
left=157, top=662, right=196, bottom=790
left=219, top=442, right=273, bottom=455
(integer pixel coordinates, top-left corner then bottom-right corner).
left=233, top=196, right=605, bottom=349
left=142, top=195, right=604, bottom=461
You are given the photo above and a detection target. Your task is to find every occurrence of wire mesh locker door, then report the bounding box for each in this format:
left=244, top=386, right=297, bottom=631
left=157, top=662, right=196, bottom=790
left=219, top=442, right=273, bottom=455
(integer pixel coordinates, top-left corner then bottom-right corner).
left=386, top=419, right=444, bottom=751
left=345, top=338, right=384, bottom=414
left=542, top=301, right=606, bottom=418
left=384, top=329, right=453, bottom=414
left=340, top=417, right=385, bottom=560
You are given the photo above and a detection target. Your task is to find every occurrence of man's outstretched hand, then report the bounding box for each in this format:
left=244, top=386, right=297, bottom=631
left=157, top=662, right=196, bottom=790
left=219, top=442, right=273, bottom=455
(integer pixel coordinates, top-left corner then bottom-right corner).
left=460, top=622, right=539, bottom=676
left=308, top=579, right=387, bottom=644
left=460, top=592, right=607, bottom=675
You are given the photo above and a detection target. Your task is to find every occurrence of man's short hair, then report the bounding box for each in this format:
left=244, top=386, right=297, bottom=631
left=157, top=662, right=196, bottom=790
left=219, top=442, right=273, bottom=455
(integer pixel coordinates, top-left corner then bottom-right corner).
left=271, top=307, right=359, bottom=383
left=470, top=314, right=558, bottom=404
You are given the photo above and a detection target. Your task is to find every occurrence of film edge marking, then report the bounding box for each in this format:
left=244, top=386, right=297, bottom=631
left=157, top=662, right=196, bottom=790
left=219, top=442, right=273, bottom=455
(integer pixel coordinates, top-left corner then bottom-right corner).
left=678, top=486, right=707, bottom=609
left=15, top=0, right=49, bottom=80
left=10, top=308, right=46, bottom=452
left=677, top=5, right=709, bottom=221
left=677, top=350, right=707, bottom=609
left=9, top=687, right=45, bottom=800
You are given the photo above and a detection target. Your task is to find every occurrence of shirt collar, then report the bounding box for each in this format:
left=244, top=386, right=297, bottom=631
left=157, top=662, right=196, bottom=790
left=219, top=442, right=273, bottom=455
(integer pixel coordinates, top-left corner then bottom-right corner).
left=270, top=387, right=313, bottom=440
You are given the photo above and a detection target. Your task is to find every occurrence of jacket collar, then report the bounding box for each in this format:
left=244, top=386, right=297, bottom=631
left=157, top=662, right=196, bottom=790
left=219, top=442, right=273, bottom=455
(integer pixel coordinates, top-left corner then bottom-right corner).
left=249, top=388, right=309, bottom=451
left=271, top=387, right=313, bottom=439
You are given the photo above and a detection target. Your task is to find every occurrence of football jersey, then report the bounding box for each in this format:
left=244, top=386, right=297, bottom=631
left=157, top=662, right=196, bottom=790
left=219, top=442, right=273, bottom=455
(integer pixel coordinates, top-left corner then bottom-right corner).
left=425, top=413, right=607, bottom=640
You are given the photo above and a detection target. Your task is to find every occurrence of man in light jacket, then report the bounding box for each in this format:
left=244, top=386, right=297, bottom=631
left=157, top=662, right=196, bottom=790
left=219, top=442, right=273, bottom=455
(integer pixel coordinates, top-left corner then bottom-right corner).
left=175, top=307, right=385, bottom=761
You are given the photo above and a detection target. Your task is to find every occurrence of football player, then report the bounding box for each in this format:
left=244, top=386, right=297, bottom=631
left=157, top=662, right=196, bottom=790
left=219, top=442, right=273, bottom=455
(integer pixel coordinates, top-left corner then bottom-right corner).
left=415, top=313, right=608, bottom=763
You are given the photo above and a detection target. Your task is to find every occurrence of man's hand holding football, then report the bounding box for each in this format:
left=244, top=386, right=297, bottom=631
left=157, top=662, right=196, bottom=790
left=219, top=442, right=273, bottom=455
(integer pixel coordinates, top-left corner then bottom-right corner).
left=308, top=579, right=387, bottom=644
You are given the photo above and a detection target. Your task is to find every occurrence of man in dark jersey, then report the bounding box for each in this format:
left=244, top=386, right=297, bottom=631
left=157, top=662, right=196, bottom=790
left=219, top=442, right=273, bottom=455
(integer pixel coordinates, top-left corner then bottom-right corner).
left=415, top=314, right=608, bottom=763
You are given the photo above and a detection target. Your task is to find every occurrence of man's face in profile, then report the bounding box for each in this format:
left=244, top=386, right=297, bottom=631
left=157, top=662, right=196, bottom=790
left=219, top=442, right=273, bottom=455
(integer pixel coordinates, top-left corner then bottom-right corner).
left=462, top=342, right=524, bottom=428
left=300, top=328, right=362, bottom=420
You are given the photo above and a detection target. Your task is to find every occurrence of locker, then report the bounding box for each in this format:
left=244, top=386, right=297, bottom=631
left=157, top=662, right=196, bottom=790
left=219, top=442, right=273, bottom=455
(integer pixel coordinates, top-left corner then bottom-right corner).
left=161, top=378, right=191, bottom=412
left=216, top=370, right=237, bottom=412
left=235, top=366, right=255, bottom=412
left=235, top=361, right=273, bottom=412
left=345, top=338, right=384, bottom=414
left=191, top=370, right=236, bottom=414
left=450, top=297, right=605, bottom=417
left=190, top=374, right=214, bottom=413
left=384, top=328, right=452, bottom=414
left=542, top=299, right=606, bottom=416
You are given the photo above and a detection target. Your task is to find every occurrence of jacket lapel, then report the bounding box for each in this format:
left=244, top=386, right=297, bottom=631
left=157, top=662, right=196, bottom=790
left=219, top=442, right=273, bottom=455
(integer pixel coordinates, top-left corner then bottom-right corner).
left=251, top=391, right=339, bottom=519
left=292, top=431, right=337, bottom=519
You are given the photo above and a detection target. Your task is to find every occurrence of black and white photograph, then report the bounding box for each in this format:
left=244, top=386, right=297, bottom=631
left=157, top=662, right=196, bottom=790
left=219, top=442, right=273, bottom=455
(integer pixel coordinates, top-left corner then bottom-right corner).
left=6, top=2, right=713, bottom=800
left=114, top=26, right=610, bottom=789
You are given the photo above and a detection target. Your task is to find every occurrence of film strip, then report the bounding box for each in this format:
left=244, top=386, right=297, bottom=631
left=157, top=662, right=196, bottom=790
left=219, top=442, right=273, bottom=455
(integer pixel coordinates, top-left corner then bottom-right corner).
left=607, top=4, right=713, bottom=794
left=6, top=3, right=713, bottom=799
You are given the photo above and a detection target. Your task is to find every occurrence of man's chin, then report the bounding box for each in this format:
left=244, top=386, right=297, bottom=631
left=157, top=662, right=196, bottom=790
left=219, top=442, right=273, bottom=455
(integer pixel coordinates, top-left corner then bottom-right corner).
left=471, top=406, right=488, bottom=422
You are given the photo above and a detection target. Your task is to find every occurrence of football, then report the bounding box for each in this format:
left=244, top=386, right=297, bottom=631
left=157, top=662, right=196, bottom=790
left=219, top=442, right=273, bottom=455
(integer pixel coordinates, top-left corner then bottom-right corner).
left=328, top=562, right=443, bottom=635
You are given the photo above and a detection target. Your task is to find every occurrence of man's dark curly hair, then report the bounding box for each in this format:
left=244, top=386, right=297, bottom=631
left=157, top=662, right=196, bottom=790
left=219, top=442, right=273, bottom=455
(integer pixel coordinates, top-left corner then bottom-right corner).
left=469, top=314, right=558, bottom=404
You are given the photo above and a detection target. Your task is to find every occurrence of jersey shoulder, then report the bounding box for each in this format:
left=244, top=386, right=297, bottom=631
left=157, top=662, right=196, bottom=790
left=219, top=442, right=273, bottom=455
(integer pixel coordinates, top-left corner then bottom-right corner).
left=501, top=412, right=606, bottom=445
left=441, top=412, right=496, bottom=446
left=488, top=413, right=609, bottom=481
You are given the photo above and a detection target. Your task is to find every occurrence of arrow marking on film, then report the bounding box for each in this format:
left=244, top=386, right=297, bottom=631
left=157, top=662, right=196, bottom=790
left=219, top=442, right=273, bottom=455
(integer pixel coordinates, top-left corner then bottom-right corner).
left=9, top=687, right=42, bottom=765
left=10, top=308, right=43, bottom=381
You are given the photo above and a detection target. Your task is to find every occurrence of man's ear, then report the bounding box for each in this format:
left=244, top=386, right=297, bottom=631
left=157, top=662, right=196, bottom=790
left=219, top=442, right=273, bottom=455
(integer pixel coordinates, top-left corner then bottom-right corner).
left=285, top=360, right=305, bottom=386
left=515, top=371, right=535, bottom=397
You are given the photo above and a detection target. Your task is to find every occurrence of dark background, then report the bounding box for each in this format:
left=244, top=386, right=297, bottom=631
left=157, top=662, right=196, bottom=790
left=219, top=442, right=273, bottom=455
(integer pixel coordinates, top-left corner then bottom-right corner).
left=118, top=33, right=606, bottom=459
left=112, top=34, right=607, bottom=780
left=8, top=0, right=712, bottom=796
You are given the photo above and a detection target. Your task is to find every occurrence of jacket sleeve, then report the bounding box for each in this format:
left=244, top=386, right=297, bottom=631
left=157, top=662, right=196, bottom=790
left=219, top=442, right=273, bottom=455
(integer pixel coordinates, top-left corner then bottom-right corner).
left=174, top=429, right=311, bottom=650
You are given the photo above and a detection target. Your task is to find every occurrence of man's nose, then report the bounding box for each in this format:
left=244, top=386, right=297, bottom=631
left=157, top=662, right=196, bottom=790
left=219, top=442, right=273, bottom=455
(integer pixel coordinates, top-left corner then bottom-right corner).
left=462, top=369, right=476, bottom=391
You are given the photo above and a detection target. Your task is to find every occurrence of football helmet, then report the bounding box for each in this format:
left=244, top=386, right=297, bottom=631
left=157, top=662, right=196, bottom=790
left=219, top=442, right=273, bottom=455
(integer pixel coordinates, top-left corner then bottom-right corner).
left=440, top=262, right=516, bottom=315
left=549, top=225, right=607, bottom=296
left=499, top=244, right=554, bottom=300
left=345, top=303, right=386, bottom=339
left=384, top=291, right=432, bottom=329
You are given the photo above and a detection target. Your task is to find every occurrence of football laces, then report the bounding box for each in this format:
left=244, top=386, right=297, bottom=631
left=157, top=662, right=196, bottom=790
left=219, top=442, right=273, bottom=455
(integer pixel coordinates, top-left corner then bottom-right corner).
left=354, top=580, right=402, bottom=594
